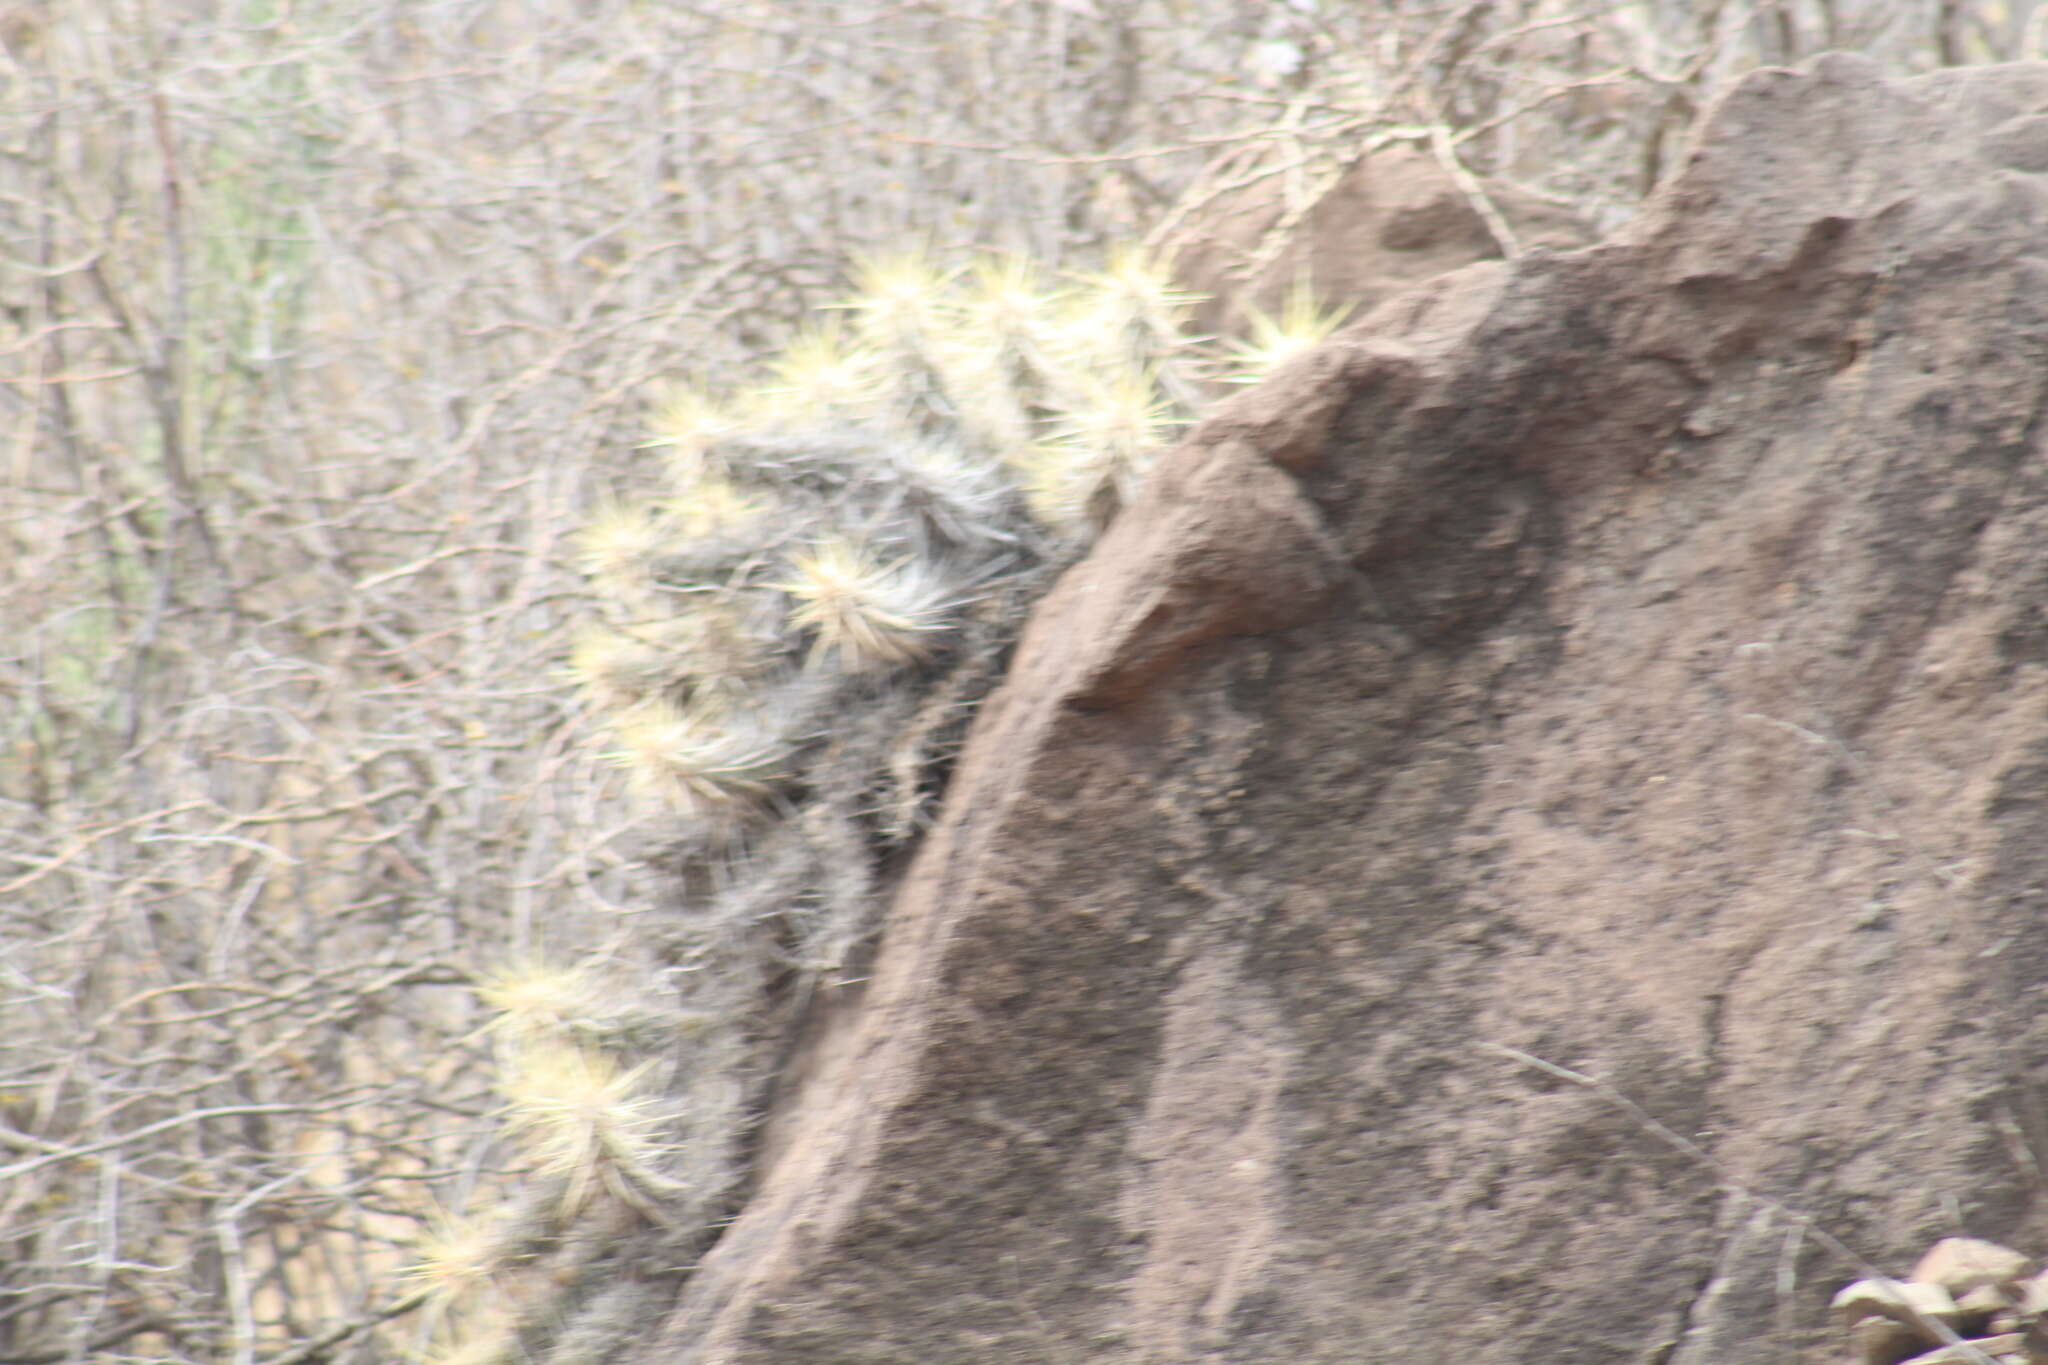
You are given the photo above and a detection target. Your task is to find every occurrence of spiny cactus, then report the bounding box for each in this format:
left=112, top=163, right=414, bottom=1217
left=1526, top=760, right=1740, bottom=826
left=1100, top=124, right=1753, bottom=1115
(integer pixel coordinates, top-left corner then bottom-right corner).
left=409, top=249, right=1344, bottom=1364
left=573, top=248, right=1211, bottom=851
left=1224, top=271, right=1355, bottom=384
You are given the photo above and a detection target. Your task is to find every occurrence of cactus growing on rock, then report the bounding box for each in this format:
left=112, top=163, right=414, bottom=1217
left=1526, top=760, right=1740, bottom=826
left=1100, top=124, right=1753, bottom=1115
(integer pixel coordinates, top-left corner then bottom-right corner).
left=411, top=249, right=1214, bottom=1364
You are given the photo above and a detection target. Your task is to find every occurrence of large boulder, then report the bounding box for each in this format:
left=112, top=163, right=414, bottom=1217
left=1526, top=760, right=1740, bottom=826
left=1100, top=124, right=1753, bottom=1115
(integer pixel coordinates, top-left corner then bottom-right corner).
left=639, top=54, right=2048, bottom=1364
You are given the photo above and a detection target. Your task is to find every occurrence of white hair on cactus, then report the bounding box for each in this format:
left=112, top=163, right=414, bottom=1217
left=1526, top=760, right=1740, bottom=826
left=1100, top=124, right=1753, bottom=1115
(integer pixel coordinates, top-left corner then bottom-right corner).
left=833, top=251, right=968, bottom=433
left=760, top=317, right=884, bottom=422
left=564, top=626, right=676, bottom=711
left=932, top=256, right=1068, bottom=455
left=1224, top=272, right=1353, bottom=384
left=498, top=1045, right=667, bottom=1218
left=962, top=254, right=1063, bottom=346
left=643, top=382, right=747, bottom=484
left=1014, top=441, right=1113, bottom=535
left=407, top=1210, right=510, bottom=1306
left=606, top=699, right=790, bottom=822
left=1054, top=367, right=1178, bottom=460
left=842, top=250, right=957, bottom=352
left=661, top=474, right=764, bottom=540
left=422, top=1326, right=517, bottom=1365
left=643, top=597, right=781, bottom=700
left=775, top=537, right=952, bottom=671
left=1018, top=367, right=1178, bottom=533
left=924, top=340, right=1026, bottom=456
left=473, top=961, right=610, bottom=1043
left=575, top=500, right=672, bottom=598
left=1060, top=247, right=1203, bottom=364
left=876, top=439, right=1014, bottom=552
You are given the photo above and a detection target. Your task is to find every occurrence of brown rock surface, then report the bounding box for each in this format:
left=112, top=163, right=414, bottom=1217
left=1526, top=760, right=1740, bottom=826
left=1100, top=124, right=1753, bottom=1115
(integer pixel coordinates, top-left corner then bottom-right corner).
left=639, top=54, right=2048, bottom=1365
left=1161, top=143, right=1592, bottom=342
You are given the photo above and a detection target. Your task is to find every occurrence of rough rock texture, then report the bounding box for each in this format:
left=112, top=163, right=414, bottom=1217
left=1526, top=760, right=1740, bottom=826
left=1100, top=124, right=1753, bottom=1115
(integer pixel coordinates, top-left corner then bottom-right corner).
left=1162, top=144, right=1592, bottom=341
left=639, top=55, right=2048, bottom=1365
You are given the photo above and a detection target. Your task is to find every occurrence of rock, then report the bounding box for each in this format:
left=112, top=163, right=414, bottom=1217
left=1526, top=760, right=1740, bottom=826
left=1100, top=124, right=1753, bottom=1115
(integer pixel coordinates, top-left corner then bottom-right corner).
left=1833, top=1278, right=1962, bottom=1331
left=1852, top=1315, right=1936, bottom=1365
left=1898, top=1335, right=2026, bottom=1365
left=1912, top=1239, right=2035, bottom=1297
left=2025, top=1314, right=2048, bottom=1363
left=632, top=53, right=2048, bottom=1365
left=1959, top=1283, right=2020, bottom=1331
left=1834, top=1277, right=1967, bottom=1363
left=1837, top=1246, right=2047, bottom=1364
left=1160, top=145, right=1592, bottom=345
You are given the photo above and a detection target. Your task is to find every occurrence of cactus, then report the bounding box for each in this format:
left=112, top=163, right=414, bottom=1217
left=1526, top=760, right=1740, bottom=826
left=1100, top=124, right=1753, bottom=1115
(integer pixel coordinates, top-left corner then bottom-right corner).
left=1222, top=270, right=1354, bottom=384
left=411, top=249, right=1211, bottom=1363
